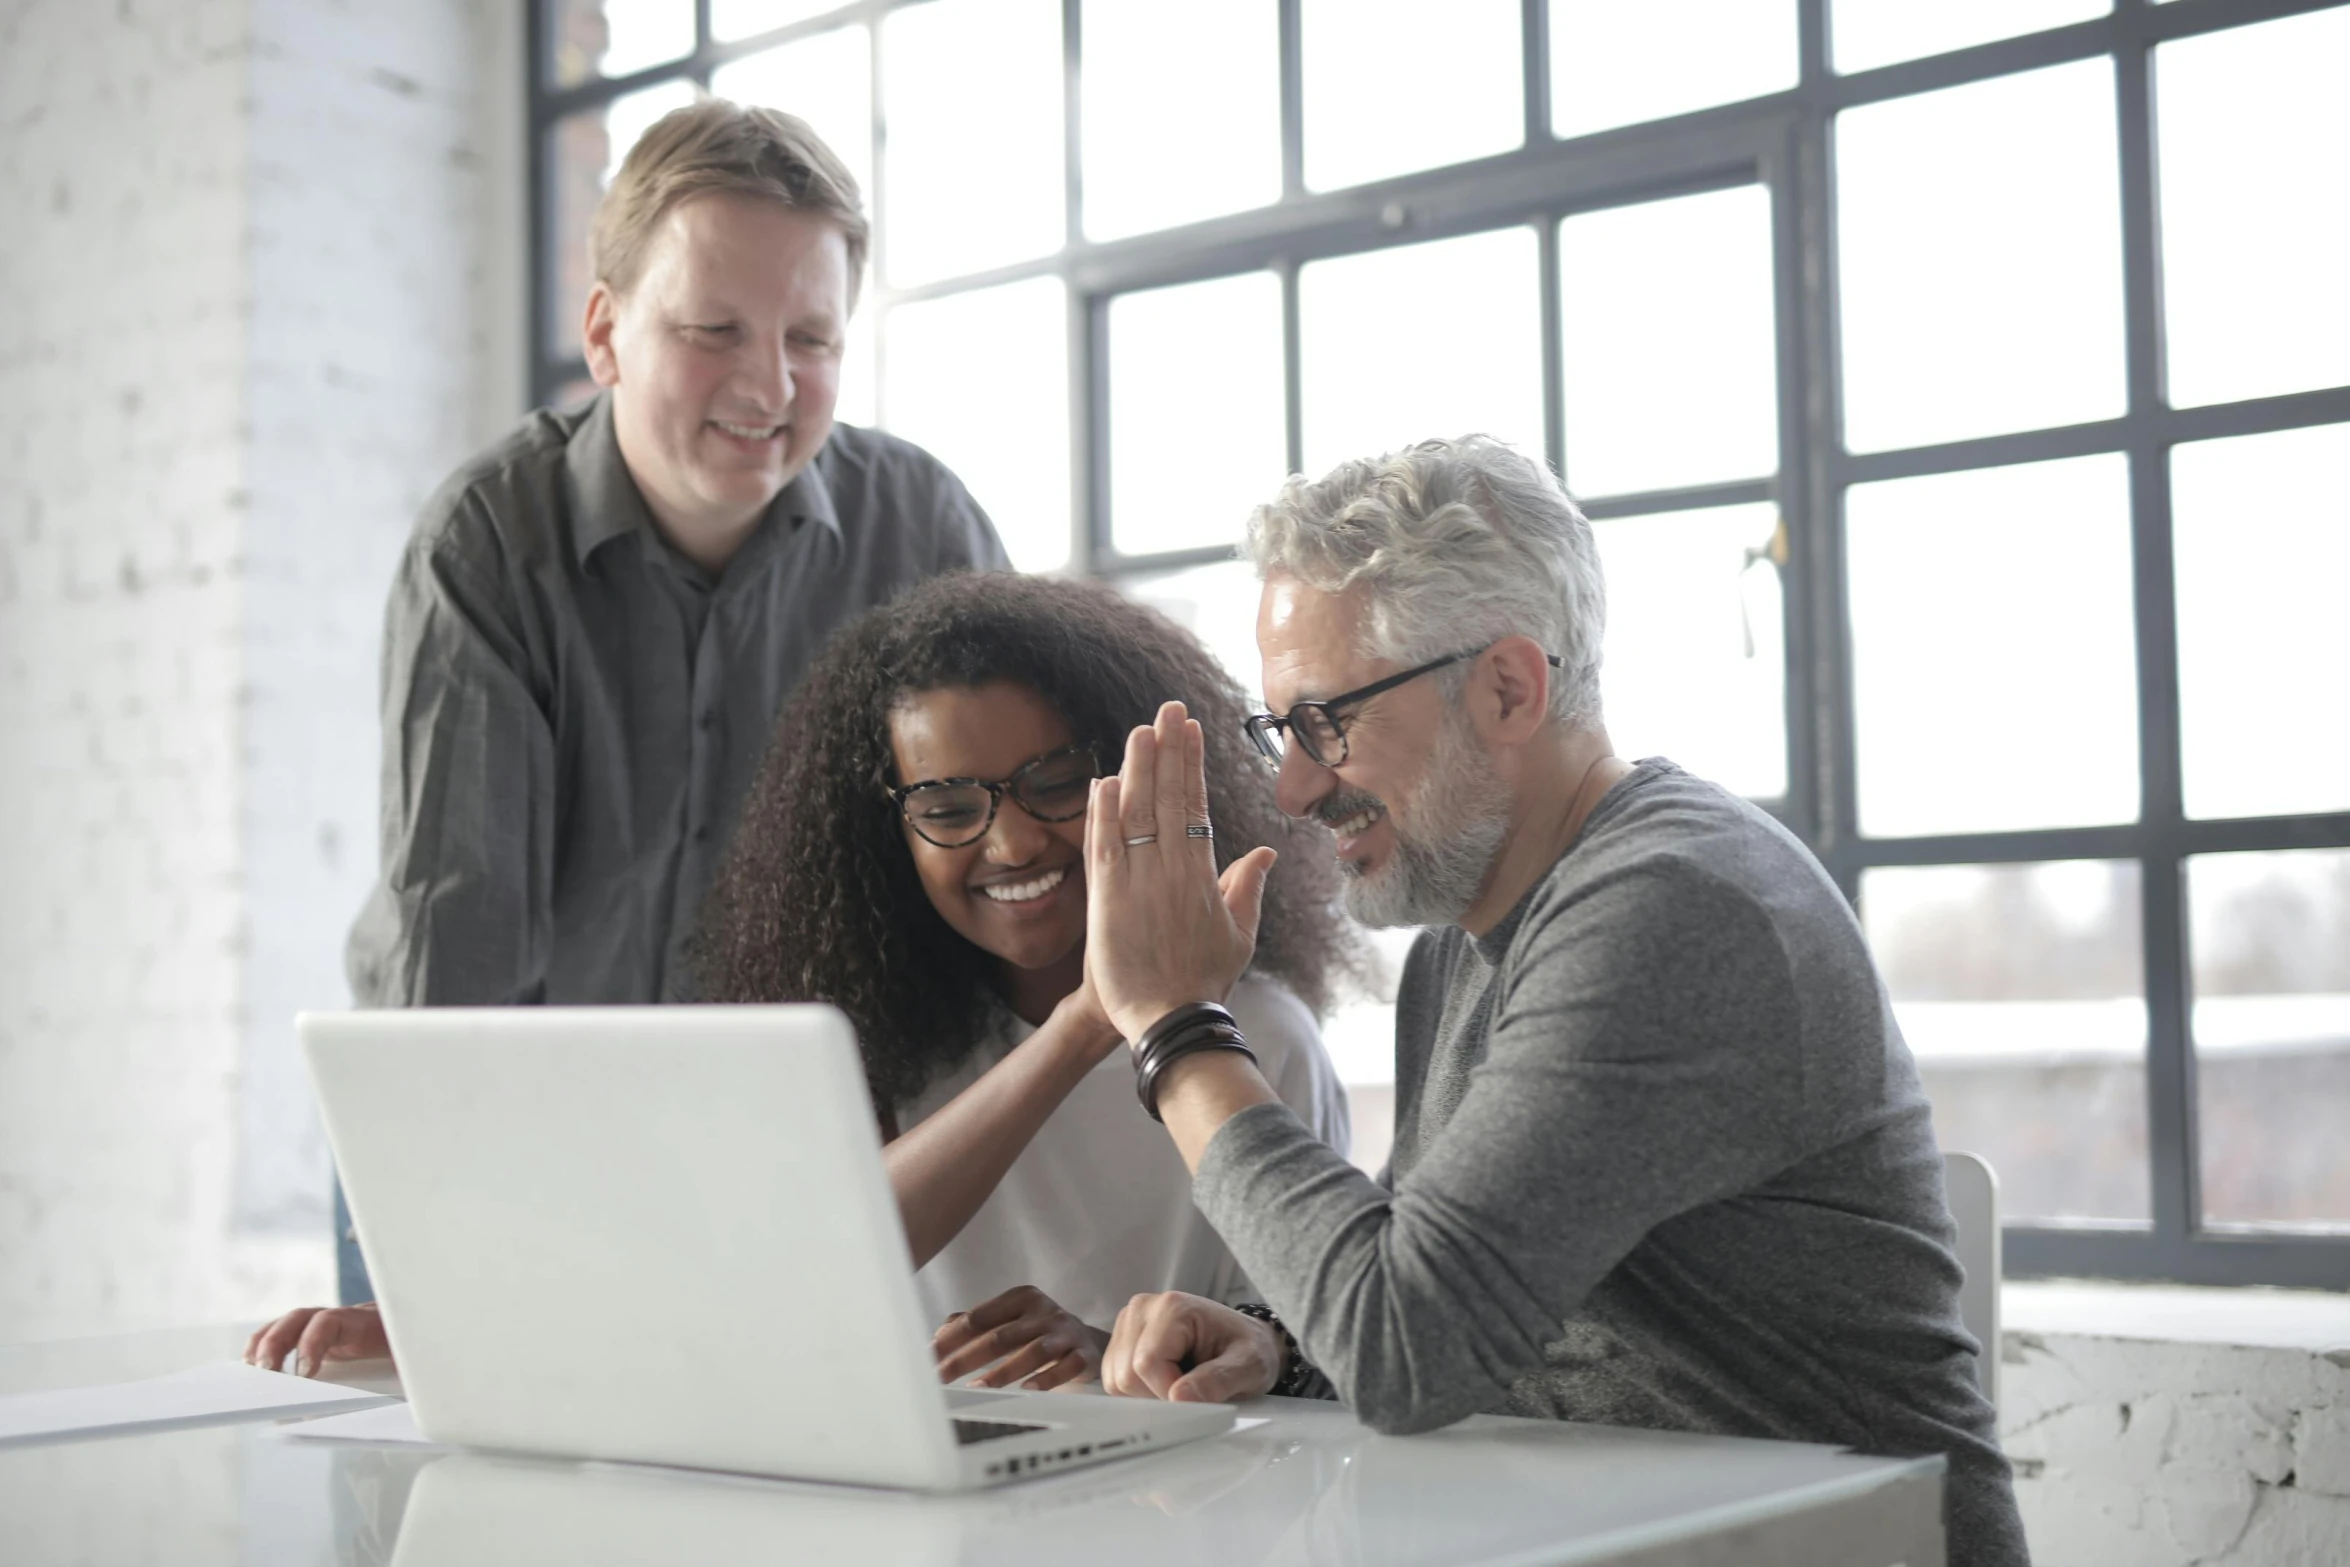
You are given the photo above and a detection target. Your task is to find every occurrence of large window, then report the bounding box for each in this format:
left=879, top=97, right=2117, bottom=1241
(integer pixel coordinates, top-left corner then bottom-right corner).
left=530, top=0, right=2350, bottom=1287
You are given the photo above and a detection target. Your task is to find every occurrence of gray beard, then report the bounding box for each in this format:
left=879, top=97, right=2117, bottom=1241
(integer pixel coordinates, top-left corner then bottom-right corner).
left=1340, top=706, right=1512, bottom=929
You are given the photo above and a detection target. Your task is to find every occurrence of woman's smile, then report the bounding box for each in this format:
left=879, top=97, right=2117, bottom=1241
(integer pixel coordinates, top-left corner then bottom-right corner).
left=976, top=865, right=1075, bottom=906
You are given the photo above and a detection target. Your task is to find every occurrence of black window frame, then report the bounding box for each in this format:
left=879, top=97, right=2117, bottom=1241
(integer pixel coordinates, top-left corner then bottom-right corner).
left=527, top=0, right=2350, bottom=1289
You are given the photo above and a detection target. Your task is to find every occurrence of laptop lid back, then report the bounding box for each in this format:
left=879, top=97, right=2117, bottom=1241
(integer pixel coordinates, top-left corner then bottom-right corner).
left=301, top=1005, right=960, bottom=1488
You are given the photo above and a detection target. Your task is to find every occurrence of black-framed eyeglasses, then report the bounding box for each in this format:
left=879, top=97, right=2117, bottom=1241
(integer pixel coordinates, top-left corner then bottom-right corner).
left=887, top=742, right=1101, bottom=848
left=1242, top=647, right=1564, bottom=769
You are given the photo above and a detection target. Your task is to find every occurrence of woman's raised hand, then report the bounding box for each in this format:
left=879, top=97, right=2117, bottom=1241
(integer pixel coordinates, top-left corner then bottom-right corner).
left=242, top=1303, right=390, bottom=1377
left=1083, top=702, right=1277, bottom=1044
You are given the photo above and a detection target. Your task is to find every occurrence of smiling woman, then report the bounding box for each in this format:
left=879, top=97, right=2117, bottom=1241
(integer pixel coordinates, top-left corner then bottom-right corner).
left=250, top=573, right=1355, bottom=1391
left=689, top=571, right=1356, bottom=1386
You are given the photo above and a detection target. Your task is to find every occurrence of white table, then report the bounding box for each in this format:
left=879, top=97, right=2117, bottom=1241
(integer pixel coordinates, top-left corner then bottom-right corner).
left=1, top=1325, right=1945, bottom=1566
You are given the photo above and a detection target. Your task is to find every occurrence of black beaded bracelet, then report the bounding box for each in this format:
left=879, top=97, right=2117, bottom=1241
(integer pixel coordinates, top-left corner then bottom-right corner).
left=1232, top=1302, right=1319, bottom=1397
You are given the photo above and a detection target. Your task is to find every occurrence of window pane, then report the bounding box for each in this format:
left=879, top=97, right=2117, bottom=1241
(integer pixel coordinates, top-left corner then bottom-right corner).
left=1301, top=0, right=1522, bottom=191
left=1832, top=0, right=2109, bottom=74
left=2156, top=8, right=2350, bottom=409
left=1316, top=924, right=1423, bottom=1176
left=550, top=0, right=695, bottom=87
left=1549, top=1, right=1798, bottom=139
left=547, top=80, right=701, bottom=352
left=881, top=279, right=1070, bottom=572
left=1847, top=455, right=2139, bottom=836
left=1835, top=60, right=2125, bottom=454
left=1083, top=0, right=1281, bottom=240
left=1592, top=503, right=1787, bottom=799
left=836, top=301, right=876, bottom=430
left=1560, top=186, right=1778, bottom=497
left=1862, top=860, right=2149, bottom=1223
left=1299, top=228, right=1543, bottom=476
left=1117, top=558, right=1267, bottom=700
left=713, top=0, right=841, bottom=40
left=2189, top=848, right=2350, bottom=1232
left=2173, top=423, right=2350, bottom=821
left=1109, top=274, right=1286, bottom=557
left=711, top=26, right=874, bottom=209
left=881, top=0, right=1064, bottom=284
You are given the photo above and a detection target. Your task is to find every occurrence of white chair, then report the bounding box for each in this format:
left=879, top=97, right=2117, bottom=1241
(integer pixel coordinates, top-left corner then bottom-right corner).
left=1942, top=1151, right=2002, bottom=1417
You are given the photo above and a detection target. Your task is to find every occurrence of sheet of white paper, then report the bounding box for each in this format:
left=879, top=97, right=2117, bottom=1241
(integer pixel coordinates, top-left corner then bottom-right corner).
left=1229, top=1417, right=1270, bottom=1433
left=0, top=1362, right=399, bottom=1447
left=272, top=1399, right=436, bottom=1447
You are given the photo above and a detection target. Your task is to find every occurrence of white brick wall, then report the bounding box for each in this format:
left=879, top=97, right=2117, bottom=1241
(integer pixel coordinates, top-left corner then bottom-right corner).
left=0, top=0, right=521, bottom=1341
left=2006, top=1329, right=2350, bottom=1565
left=234, top=0, right=523, bottom=1236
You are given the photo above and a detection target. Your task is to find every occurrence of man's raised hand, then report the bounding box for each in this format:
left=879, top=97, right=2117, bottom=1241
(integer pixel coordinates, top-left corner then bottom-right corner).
left=1083, top=701, right=1277, bottom=1044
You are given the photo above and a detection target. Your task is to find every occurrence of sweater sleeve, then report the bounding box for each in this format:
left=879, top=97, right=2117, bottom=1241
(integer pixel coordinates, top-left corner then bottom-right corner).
left=1228, top=977, right=1352, bottom=1163
left=1191, top=857, right=1806, bottom=1434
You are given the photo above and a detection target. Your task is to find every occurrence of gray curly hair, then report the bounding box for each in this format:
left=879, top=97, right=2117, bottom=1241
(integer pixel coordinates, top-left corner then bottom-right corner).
left=1243, top=436, right=1607, bottom=727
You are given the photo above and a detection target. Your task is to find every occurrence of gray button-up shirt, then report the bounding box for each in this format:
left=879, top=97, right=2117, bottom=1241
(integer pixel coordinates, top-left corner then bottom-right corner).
left=346, top=393, right=1010, bottom=1007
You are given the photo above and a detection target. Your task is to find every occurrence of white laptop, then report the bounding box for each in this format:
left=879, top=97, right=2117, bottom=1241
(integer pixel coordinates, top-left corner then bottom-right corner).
left=299, top=1005, right=1234, bottom=1490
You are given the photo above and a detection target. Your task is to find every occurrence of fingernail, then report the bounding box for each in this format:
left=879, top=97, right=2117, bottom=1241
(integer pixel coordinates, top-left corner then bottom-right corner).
left=296, top=1355, right=313, bottom=1378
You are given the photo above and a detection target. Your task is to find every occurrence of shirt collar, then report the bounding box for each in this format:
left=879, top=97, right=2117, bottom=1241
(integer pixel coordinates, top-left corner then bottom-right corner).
left=783, top=441, right=844, bottom=541
left=562, top=392, right=660, bottom=567
left=563, top=392, right=846, bottom=568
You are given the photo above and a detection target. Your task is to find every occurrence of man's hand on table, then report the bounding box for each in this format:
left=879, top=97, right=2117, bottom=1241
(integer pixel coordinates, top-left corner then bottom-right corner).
left=1103, top=1291, right=1282, bottom=1404
left=933, top=1285, right=1109, bottom=1392
left=243, top=1303, right=389, bottom=1377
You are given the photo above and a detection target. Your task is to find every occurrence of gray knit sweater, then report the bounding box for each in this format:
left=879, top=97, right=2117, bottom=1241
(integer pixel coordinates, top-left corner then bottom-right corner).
left=1194, top=759, right=2029, bottom=1567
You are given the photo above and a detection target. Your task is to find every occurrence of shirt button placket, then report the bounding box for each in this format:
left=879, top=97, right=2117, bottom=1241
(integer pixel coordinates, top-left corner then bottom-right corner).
left=686, top=610, right=725, bottom=855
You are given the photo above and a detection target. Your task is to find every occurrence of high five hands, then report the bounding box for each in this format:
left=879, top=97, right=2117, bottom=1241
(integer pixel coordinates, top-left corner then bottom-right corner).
left=1083, top=701, right=1277, bottom=1042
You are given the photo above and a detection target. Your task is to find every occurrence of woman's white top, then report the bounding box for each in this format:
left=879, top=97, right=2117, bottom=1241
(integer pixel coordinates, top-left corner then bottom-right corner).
left=903, top=975, right=1350, bottom=1332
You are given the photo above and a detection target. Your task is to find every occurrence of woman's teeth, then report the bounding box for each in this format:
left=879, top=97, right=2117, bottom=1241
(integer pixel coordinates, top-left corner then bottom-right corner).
left=714, top=420, right=782, bottom=440
left=980, top=867, right=1068, bottom=903
left=1332, top=806, right=1383, bottom=838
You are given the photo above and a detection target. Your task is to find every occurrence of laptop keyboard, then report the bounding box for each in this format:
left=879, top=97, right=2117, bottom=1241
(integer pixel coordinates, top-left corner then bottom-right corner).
left=953, top=1417, right=1048, bottom=1446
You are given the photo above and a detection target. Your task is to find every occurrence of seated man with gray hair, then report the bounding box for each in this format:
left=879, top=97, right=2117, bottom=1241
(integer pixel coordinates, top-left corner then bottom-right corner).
left=1076, top=436, right=2028, bottom=1567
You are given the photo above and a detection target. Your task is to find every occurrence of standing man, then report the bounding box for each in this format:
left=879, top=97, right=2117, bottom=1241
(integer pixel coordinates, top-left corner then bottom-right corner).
left=1080, top=438, right=2028, bottom=1565
left=339, top=102, right=1009, bottom=1298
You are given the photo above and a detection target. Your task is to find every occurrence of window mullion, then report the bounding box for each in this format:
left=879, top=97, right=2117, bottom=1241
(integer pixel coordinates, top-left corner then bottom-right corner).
left=1796, top=0, right=1855, bottom=870
left=1537, top=218, right=1566, bottom=485
left=1064, top=0, right=1095, bottom=573
left=1280, top=258, right=1303, bottom=479
left=2116, top=23, right=2198, bottom=1241
left=1277, top=0, right=1305, bottom=201
left=1519, top=0, right=1551, bottom=148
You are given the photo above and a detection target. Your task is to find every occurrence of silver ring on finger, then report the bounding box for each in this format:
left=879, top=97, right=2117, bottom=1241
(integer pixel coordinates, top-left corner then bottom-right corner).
left=1125, top=834, right=1158, bottom=847
left=1186, top=823, right=1213, bottom=840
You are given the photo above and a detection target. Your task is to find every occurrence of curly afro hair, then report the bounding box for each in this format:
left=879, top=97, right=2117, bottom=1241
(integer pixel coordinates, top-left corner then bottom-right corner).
left=692, top=571, right=1355, bottom=1112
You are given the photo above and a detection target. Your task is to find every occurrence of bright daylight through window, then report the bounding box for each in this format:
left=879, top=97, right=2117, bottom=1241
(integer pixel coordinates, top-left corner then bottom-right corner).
left=532, top=0, right=2350, bottom=1285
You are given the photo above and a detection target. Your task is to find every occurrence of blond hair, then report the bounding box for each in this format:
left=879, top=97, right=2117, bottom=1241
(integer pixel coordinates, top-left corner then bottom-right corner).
left=590, top=98, right=869, bottom=305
